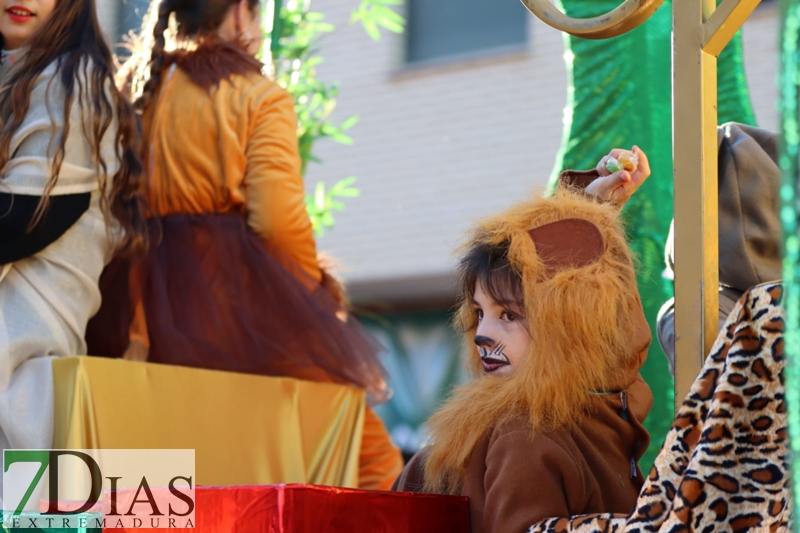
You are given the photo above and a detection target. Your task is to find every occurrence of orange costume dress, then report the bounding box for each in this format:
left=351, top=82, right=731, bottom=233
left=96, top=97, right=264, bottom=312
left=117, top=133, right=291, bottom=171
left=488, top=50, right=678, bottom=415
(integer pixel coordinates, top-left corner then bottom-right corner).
left=88, top=47, right=402, bottom=490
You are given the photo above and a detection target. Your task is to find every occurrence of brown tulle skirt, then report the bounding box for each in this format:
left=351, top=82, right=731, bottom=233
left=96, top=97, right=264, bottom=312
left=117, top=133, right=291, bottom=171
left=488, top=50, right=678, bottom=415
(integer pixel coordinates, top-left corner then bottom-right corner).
left=86, top=214, right=389, bottom=403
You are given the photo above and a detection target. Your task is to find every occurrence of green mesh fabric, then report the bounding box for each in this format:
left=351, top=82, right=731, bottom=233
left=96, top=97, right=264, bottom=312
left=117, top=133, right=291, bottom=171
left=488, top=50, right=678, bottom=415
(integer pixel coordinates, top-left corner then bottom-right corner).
left=551, top=0, right=756, bottom=469
left=778, top=0, right=800, bottom=525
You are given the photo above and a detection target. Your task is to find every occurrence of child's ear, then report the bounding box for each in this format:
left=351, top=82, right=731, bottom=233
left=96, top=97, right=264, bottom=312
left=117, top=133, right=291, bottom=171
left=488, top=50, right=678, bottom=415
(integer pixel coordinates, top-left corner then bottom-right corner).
left=527, top=218, right=604, bottom=276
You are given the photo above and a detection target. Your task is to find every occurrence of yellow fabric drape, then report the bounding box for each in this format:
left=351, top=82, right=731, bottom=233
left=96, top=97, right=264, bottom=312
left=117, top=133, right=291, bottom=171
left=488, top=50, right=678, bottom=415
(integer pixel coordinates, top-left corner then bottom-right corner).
left=52, top=357, right=364, bottom=488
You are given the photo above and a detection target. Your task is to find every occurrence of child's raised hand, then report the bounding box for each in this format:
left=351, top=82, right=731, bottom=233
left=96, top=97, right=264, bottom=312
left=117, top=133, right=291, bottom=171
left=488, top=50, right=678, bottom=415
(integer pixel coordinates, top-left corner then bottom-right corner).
left=586, top=145, right=650, bottom=206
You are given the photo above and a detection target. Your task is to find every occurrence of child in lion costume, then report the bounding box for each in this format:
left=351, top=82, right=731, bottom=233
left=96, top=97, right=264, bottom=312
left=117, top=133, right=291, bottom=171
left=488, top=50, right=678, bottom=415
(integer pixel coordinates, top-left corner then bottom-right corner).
left=393, top=182, right=653, bottom=533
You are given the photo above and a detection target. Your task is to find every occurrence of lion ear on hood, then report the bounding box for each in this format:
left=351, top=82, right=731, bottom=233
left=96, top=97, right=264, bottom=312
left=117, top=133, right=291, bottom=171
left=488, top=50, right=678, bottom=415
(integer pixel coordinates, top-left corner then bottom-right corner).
left=528, top=218, right=605, bottom=276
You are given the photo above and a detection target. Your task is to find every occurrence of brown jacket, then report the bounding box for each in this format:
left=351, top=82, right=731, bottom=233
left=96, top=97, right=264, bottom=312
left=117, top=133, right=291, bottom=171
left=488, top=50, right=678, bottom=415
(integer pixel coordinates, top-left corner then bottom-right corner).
left=394, top=376, right=651, bottom=533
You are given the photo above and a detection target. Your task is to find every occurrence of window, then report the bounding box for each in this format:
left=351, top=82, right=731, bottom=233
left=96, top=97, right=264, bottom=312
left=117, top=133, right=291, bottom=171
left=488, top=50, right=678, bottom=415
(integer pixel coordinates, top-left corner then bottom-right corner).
left=406, top=0, right=528, bottom=64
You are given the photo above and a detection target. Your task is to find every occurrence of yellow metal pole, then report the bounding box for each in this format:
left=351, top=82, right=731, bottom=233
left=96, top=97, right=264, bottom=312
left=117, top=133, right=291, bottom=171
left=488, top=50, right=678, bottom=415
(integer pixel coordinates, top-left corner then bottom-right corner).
left=672, top=0, right=719, bottom=409
left=672, top=0, right=759, bottom=409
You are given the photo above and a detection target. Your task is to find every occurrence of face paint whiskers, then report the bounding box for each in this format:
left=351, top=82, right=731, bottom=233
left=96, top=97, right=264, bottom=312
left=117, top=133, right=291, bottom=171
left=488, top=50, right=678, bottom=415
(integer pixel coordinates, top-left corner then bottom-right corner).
left=488, top=342, right=508, bottom=361
left=480, top=342, right=510, bottom=373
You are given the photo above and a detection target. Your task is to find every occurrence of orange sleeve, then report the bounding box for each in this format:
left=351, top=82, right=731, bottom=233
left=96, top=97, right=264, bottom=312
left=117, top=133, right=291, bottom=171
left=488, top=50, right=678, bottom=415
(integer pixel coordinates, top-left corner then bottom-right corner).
left=244, top=84, right=321, bottom=284
left=359, top=407, right=403, bottom=491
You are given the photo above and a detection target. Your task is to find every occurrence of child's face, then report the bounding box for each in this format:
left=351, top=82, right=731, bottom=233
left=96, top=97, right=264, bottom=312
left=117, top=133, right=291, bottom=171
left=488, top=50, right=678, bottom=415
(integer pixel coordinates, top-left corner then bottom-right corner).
left=472, top=281, right=531, bottom=377
left=0, top=0, right=56, bottom=50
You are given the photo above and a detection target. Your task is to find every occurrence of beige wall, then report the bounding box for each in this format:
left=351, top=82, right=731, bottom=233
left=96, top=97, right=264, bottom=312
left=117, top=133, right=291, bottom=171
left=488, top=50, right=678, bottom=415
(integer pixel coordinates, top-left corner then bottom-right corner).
left=308, top=2, right=567, bottom=305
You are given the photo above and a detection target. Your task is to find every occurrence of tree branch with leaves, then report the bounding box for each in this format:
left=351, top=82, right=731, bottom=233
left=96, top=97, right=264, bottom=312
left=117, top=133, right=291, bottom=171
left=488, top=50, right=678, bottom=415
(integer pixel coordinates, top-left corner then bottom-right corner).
left=264, top=0, right=405, bottom=236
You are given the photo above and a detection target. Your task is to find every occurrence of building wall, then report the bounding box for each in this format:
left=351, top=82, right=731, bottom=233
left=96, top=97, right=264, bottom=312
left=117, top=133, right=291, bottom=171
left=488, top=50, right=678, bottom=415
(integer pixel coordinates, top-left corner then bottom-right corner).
left=307, top=1, right=568, bottom=306
left=308, top=1, right=780, bottom=307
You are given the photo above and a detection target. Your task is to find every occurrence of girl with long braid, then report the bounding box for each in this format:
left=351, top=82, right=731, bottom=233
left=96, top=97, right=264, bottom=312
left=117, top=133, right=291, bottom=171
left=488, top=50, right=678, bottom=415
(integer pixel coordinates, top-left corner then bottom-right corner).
left=89, top=0, right=403, bottom=490
left=0, top=0, right=147, bottom=458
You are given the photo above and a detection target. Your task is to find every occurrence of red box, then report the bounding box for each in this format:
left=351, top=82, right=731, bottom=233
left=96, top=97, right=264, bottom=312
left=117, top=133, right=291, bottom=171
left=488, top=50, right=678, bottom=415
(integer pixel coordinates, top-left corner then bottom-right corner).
left=107, top=484, right=470, bottom=532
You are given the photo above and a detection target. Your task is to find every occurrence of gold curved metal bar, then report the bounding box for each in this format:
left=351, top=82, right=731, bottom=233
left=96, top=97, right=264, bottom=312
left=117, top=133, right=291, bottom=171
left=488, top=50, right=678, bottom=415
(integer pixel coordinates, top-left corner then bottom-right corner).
left=519, top=0, right=666, bottom=39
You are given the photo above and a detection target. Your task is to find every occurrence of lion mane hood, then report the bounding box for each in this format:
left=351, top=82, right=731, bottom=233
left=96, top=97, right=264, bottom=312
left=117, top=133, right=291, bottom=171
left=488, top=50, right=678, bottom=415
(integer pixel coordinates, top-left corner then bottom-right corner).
left=423, top=188, right=651, bottom=494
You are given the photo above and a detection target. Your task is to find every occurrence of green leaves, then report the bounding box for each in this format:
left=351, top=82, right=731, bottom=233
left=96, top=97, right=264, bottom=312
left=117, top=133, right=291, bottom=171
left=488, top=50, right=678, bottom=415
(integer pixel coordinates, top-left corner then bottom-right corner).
left=264, top=1, right=403, bottom=235
left=351, top=0, right=406, bottom=40
left=268, top=4, right=358, bottom=172
left=305, top=177, right=361, bottom=236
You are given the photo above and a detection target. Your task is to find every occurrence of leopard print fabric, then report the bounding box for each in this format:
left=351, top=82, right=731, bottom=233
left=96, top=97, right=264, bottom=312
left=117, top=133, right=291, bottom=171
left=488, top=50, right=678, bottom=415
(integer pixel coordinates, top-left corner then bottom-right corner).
left=528, top=282, right=791, bottom=533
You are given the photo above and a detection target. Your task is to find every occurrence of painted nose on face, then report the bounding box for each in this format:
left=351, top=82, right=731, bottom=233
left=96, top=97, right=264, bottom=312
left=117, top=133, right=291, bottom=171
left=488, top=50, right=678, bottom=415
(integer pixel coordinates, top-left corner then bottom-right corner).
left=474, top=334, right=495, bottom=348
left=475, top=316, right=499, bottom=346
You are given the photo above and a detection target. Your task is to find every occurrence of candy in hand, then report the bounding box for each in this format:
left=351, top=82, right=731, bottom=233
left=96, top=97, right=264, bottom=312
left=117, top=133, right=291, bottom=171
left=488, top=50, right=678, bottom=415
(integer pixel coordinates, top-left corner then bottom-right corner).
left=605, top=158, right=623, bottom=173
left=618, top=151, right=638, bottom=171
left=605, top=151, right=639, bottom=173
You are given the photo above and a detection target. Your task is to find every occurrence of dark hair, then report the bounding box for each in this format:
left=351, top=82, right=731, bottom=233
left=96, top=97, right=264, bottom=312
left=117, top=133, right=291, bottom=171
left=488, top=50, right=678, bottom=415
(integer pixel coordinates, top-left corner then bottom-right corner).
left=456, top=239, right=524, bottom=330
left=0, top=0, right=148, bottom=254
left=129, top=0, right=262, bottom=112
